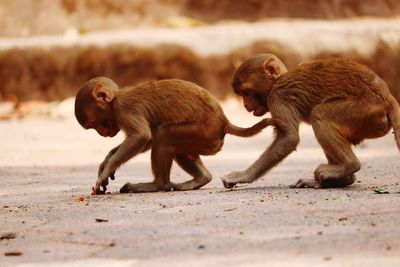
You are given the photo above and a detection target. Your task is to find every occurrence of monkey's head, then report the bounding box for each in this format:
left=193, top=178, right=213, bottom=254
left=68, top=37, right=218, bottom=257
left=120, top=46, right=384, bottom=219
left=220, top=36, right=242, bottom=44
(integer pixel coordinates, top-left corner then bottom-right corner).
left=232, top=54, right=288, bottom=116
left=75, top=77, right=121, bottom=137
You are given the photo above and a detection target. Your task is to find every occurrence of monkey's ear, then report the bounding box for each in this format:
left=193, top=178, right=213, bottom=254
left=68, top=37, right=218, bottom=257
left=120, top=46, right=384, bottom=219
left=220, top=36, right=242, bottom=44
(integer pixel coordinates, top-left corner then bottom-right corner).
left=262, top=58, right=282, bottom=79
left=92, top=84, right=114, bottom=103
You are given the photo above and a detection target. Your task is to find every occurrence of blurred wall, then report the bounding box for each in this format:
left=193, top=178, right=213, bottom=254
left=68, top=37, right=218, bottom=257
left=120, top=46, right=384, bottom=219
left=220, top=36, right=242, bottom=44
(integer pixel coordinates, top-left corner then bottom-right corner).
left=0, top=0, right=399, bottom=102
left=0, top=0, right=399, bottom=37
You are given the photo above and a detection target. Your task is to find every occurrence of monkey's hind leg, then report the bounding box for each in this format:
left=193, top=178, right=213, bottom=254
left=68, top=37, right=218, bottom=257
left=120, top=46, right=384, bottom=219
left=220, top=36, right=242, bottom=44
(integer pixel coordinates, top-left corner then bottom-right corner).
left=292, top=125, right=360, bottom=189
left=172, top=154, right=212, bottom=191
left=311, top=132, right=360, bottom=189
left=292, top=102, right=361, bottom=189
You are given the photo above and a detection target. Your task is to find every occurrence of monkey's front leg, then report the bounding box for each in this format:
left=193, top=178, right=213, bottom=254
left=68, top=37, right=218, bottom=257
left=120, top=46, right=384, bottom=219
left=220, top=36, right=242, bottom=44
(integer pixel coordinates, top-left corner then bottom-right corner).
left=98, top=145, right=120, bottom=188
left=222, top=171, right=255, bottom=189
left=222, top=126, right=300, bottom=189
left=95, top=136, right=149, bottom=193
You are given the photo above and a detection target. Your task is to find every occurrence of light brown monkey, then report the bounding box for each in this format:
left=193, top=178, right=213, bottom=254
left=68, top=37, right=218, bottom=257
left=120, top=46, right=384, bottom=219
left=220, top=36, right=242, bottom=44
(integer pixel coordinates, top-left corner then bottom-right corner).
left=222, top=54, right=400, bottom=189
left=75, top=77, right=277, bottom=194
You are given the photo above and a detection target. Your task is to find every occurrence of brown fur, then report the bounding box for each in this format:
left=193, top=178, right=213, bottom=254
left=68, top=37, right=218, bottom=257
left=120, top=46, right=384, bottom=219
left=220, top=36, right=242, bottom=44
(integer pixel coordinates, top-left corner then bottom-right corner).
left=75, top=77, right=277, bottom=193
left=222, top=54, right=400, bottom=189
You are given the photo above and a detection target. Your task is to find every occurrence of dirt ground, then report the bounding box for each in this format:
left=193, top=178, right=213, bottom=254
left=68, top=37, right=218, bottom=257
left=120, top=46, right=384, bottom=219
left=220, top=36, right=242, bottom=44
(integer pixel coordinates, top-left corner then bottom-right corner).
left=1, top=101, right=400, bottom=266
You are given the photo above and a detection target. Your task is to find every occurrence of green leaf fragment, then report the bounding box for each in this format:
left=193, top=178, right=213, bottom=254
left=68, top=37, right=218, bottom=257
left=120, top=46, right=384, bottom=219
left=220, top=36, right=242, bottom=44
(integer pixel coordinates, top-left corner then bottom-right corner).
left=373, top=188, right=390, bottom=194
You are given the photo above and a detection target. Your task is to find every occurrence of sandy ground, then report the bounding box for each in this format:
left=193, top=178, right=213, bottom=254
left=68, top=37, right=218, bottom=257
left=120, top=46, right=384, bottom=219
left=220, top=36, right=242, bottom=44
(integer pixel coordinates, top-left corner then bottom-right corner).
left=1, top=101, right=400, bottom=266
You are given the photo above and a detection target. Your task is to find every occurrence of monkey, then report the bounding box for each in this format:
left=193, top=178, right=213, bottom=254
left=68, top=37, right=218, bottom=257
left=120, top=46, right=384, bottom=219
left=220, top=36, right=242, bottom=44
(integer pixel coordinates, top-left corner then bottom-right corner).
left=221, top=54, right=400, bottom=189
left=75, top=77, right=277, bottom=194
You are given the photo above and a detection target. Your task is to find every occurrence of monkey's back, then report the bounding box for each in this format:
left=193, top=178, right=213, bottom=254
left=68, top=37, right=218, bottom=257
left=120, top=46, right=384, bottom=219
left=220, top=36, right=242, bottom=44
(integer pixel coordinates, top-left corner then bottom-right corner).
left=116, top=79, right=226, bottom=127
left=272, top=58, right=392, bottom=118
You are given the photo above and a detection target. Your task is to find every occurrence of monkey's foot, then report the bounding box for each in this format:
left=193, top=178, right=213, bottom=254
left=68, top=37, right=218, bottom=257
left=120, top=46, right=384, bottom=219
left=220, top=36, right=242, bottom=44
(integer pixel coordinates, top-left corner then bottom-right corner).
left=120, top=182, right=173, bottom=193
left=172, top=178, right=211, bottom=191
left=172, top=183, right=195, bottom=191
left=290, top=179, right=321, bottom=189
left=314, top=164, right=337, bottom=181
left=314, top=164, right=357, bottom=181
left=314, top=164, right=357, bottom=187
left=322, top=175, right=356, bottom=188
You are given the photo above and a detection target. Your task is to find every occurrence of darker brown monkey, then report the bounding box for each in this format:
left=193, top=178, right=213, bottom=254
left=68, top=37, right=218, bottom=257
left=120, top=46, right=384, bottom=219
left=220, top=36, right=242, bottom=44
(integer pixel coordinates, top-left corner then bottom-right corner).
left=75, top=77, right=277, bottom=194
left=222, top=54, right=400, bottom=189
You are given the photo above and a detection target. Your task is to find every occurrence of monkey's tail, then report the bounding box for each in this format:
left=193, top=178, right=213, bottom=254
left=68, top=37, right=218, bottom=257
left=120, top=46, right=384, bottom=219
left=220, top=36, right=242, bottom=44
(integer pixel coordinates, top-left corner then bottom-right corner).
left=388, top=97, right=400, bottom=151
left=226, top=118, right=276, bottom=137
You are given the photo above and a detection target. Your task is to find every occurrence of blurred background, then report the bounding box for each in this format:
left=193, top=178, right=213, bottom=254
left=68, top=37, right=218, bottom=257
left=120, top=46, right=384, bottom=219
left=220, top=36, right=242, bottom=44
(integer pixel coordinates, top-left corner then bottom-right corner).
left=0, top=0, right=400, bottom=118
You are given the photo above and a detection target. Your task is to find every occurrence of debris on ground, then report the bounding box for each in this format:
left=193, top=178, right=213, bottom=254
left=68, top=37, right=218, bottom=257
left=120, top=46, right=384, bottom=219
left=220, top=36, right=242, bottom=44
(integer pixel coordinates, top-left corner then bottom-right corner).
left=95, top=218, right=109, bottom=223
left=0, top=232, right=16, bottom=240
left=4, top=251, right=23, bottom=256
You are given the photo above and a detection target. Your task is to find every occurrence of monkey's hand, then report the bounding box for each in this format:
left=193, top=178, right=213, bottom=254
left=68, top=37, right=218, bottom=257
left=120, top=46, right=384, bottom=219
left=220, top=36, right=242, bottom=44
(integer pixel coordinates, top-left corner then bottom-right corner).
left=96, top=134, right=150, bottom=194
left=98, top=161, right=116, bottom=181
left=95, top=165, right=117, bottom=194
left=221, top=171, right=253, bottom=189
left=98, top=146, right=120, bottom=180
